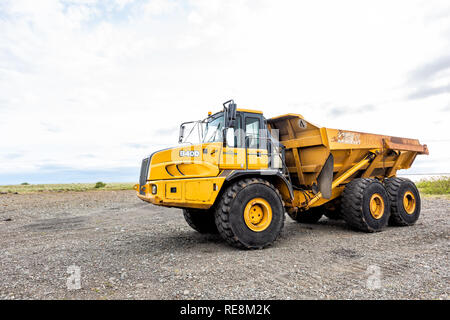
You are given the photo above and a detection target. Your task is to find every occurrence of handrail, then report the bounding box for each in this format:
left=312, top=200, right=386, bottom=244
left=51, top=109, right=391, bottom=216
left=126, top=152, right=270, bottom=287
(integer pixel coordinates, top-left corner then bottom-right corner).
left=244, top=136, right=285, bottom=171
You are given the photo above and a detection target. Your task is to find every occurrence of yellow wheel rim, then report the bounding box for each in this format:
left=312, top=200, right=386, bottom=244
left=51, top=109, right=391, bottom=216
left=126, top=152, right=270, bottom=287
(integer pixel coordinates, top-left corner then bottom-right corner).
left=403, top=191, right=416, bottom=214
left=369, top=193, right=385, bottom=220
left=243, top=198, right=272, bottom=232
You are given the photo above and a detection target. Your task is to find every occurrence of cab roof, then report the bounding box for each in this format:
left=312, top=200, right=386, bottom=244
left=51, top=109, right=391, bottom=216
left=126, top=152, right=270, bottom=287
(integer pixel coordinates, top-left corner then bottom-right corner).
left=236, top=108, right=263, bottom=114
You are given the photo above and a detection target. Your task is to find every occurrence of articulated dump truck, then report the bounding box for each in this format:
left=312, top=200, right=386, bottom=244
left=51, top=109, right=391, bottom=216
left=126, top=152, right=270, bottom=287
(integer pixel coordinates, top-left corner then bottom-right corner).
left=136, top=100, right=428, bottom=249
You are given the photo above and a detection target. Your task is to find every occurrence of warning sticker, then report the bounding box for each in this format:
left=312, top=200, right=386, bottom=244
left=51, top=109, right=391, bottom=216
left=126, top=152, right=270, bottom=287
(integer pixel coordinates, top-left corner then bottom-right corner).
left=298, top=119, right=307, bottom=129
left=335, top=130, right=360, bottom=145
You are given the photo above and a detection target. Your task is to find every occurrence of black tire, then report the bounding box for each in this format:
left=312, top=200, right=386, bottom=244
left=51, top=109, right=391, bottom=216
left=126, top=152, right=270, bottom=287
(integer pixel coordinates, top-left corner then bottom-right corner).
left=214, top=178, right=285, bottom=249
left=288, top=206, right=325, bottom=223
left=183, top=208, right=218, bottom=234
left=385, top=177, right=421, bottom=226
left=341, top=178, right=390, bottom=232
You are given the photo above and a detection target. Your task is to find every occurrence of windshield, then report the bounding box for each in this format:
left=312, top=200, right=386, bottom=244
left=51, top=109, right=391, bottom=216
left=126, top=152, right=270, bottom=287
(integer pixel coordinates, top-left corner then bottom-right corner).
left=179, top=112, right=225, bottom=144
left=202, top=113, right=224, bottom=143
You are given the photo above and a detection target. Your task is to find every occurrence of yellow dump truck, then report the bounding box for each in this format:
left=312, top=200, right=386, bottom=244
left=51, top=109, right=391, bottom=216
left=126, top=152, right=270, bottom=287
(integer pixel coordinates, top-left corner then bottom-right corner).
left=136, top=100, right=428, bottom=249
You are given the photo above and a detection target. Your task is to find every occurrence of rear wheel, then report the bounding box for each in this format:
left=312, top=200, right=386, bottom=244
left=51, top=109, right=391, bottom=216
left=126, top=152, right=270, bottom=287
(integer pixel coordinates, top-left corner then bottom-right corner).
left=215, top=178, right=285, bottom=249
left=183, top=208, right=218, bottom=234
left=385, top=177, right=421, bottom=226
left=341, top=178, right=390, bottom=232
left=287, top=206, right=325, bottom=223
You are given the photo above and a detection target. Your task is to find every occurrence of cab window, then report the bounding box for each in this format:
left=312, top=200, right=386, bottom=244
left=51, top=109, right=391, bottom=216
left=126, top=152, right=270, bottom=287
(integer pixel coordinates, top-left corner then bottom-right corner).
left=226, top=115, right=243, bottom=147
left=202, top=114, right=224, bottom=143
left=245, top=117, right=260, bottom=149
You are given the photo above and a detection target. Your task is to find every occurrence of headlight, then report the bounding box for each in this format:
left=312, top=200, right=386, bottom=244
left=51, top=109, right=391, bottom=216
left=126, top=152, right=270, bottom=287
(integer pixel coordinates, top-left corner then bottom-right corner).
left=151, top=185, right=157, bottom=194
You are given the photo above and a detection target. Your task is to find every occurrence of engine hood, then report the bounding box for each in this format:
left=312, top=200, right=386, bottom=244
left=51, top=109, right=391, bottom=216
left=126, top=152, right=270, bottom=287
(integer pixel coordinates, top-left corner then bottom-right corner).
left=146, top=142, right=222, bottom=181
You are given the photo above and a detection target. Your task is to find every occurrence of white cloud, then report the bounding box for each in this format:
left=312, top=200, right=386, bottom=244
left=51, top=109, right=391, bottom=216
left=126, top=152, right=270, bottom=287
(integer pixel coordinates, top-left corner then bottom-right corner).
left=0, top=0, right=449, bottom=183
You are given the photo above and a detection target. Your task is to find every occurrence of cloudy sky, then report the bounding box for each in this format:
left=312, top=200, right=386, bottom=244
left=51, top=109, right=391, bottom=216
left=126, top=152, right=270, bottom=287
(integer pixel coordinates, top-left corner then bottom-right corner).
left=0, top=0, right=449, bottom=184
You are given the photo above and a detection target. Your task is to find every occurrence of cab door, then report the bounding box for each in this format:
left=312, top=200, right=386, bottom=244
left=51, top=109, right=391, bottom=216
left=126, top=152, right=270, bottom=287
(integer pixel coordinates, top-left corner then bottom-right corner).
left=219, top=114, right=247, bottom=169
left=244, top=115, right=269, bottom=170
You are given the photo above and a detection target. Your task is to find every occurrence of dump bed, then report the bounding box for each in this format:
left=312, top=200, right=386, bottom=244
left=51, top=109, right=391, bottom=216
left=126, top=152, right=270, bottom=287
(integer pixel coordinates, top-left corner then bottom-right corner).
left=267, top=114, right=429, bottom=188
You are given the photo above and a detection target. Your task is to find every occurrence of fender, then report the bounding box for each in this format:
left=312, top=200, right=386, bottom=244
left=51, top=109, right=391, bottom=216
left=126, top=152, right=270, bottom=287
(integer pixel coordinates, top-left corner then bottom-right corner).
left=220, top=169, right=294, bottom=200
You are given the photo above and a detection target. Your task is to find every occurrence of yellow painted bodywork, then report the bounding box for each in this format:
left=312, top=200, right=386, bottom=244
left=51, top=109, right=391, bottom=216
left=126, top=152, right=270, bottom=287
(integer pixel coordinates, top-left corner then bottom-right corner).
left=236, top=108, right=263, bottom=114
left=296, top=154, right=373, bottom=208
left=137, top=110, right=427, bottom=212
left=138, top=176, right=226, bottom=209
left=136, top=119, right=269, bottom=209
left=267, top=114, right=428, bottom=210
left=148, top=143, right=222, bottom=180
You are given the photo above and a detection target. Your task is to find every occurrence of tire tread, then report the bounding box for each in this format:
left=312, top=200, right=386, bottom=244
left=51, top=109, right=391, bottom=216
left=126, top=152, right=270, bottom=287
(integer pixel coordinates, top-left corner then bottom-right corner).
left=341, top=178, right=388, bottom=232
left=215, top=178, right=285, bottom=249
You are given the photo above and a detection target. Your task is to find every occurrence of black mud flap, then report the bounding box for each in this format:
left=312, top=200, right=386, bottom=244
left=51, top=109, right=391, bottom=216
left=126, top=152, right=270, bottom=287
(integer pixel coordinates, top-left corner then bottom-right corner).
left=317, top=154, right=334, bottom=199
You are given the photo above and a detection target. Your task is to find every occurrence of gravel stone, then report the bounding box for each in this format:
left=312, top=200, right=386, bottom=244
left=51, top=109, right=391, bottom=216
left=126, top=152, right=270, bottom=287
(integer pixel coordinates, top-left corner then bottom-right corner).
left=0, top=190, right=448, bottom=299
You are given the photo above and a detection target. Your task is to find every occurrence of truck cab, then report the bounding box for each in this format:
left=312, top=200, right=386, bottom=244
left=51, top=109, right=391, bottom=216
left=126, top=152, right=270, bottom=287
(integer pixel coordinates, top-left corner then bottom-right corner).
left=136, top=100, right=288, bottom=210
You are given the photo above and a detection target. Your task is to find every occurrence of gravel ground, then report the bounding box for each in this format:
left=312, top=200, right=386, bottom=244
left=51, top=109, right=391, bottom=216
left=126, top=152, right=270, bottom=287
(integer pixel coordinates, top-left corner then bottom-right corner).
left=0, top=190, right=448, bottom=300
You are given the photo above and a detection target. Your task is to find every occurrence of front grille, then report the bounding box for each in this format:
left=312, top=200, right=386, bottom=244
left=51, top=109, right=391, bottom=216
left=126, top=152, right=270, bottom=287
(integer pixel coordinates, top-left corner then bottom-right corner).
left=139, top=156, right=151, bottom=195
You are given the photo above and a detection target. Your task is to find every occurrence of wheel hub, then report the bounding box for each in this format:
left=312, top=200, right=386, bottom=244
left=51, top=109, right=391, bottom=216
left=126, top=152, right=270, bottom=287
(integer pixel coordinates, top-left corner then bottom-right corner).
left=403, top=191, right=416, bottom=214
left=244, top=198, right=272, bottom=232
left=369, top=193, right=384, bottom=219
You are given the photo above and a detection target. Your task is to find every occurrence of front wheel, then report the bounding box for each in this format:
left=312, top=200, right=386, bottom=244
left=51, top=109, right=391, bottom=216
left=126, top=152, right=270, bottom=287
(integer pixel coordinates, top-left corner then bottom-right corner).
left=215, top=178, right=285, bottom=249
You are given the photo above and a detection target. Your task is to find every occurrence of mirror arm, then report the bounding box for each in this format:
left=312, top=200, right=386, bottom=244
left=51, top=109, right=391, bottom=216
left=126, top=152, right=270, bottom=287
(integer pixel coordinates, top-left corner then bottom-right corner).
left=223, top=99, right=237, bottom=129
left=222, top=128, right=227, bottom=147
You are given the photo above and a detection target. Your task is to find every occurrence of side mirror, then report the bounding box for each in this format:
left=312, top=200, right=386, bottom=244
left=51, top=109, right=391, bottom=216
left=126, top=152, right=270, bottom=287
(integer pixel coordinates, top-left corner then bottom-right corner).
left=228, top=102, right=237, bottom=123
left=178, top=124, right=185, bottom=143
left=223, top=100, right=237, bottom=128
